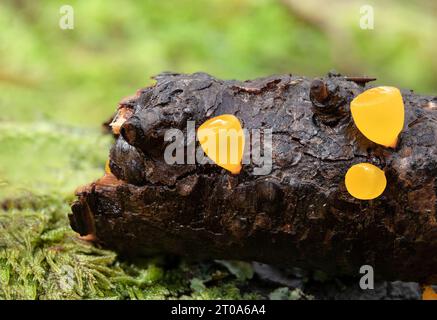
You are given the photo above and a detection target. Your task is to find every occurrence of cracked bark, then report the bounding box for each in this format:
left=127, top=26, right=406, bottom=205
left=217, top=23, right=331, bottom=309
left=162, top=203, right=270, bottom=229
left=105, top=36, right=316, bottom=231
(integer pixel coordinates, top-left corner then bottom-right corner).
left=69, top=72, right=437, bottom=282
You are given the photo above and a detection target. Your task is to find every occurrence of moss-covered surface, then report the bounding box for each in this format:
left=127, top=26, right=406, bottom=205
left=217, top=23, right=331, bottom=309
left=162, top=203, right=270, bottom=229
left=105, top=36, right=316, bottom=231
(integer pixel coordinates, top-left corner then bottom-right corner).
left=0, top=203, right=262, bottom=299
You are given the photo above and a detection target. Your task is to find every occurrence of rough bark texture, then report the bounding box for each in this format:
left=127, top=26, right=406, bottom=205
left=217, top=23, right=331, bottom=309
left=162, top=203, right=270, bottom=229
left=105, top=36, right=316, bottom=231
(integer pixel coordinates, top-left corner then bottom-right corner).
left=69, top=72, right=437, bottom=283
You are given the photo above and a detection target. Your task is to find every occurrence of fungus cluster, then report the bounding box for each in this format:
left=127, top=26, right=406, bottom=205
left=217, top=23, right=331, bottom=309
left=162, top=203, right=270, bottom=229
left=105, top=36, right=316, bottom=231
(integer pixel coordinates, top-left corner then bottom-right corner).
left=193, top=85, right=405, bottom=203
left=346, top=86, right=404, bottom=200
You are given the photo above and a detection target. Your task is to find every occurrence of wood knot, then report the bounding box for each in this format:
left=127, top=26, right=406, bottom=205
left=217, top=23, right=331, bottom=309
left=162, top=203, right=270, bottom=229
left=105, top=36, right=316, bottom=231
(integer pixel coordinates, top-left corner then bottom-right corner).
left=309, top=78, right=351, bottom=126
left=310, top=79, right=329, bottom=106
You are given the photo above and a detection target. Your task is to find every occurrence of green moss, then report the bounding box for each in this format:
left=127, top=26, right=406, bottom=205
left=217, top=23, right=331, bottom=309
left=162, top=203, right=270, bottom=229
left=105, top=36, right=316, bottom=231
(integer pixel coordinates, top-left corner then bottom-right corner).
left=269, top=287, right=312, bottom=300
left=187, top=282, right=261, bottom=300
left=0, top=122, right=111, bottom=200
left=0, top=202, right=258, bottom=300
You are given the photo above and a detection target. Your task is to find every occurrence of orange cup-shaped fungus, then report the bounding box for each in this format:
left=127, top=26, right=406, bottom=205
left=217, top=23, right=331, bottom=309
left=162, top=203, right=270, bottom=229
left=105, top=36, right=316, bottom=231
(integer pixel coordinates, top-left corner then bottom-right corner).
left=422, top=286, right=437, bottom=300
left=345, top=163, right=387, bottom=200
left=351, top=86, right=404, bottom=148
left=197, top=114, right=245, bottom=174
left=105, top=159, right=112, bottom=174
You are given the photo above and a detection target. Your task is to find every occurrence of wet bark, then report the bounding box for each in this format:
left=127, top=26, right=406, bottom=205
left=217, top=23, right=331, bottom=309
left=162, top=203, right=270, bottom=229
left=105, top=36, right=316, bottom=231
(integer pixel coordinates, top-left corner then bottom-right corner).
left=69, top=72, right=437, bottom=282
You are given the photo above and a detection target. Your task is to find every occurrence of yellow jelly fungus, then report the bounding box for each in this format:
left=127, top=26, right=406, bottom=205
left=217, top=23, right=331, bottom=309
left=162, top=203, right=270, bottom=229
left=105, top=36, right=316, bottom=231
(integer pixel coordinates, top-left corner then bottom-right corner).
left=422, top=286, right=437, bottom=300
left=345, top=163, right=387, bottom=200
left=197, top=114, right=245, bottom=174
left=105, top=159, right=111, bottom=174
left=351, top=86, right=404, bottom=148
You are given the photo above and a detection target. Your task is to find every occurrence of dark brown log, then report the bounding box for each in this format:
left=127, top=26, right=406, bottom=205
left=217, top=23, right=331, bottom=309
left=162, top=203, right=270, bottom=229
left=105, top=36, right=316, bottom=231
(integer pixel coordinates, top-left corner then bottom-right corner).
left=69, top=72, right=437, bottom=282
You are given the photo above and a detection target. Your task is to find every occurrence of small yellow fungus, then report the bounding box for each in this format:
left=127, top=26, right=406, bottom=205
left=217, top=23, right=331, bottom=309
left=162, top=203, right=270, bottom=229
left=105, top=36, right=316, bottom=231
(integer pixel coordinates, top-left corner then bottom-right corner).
left=351, top=86, right=404, bottom=148
left=345, top=163, right=387, bottom=200
left=422, top=286, right=437, bottom=300
left=105, top=159, right=112, bottom=174
left=197, top=114, right=245, bottom=174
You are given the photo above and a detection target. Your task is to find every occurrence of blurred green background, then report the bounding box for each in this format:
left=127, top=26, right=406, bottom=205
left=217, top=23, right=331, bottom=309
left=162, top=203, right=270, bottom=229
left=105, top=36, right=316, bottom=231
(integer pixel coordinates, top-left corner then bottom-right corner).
left=1, top=0, right=436, bottom=127
left=0, top=0, right=435, bottom=300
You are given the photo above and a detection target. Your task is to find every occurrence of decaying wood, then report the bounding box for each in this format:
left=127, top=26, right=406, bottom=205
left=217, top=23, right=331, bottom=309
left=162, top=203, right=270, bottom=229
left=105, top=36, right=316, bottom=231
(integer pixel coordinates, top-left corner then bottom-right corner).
left=69, top=72, right=437, bottom=282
